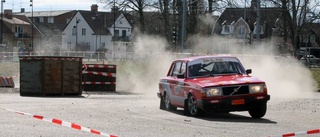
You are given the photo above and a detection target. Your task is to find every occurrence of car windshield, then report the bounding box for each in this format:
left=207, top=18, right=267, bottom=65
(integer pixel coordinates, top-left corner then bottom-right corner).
left=188, top=58, right=246, bottom=78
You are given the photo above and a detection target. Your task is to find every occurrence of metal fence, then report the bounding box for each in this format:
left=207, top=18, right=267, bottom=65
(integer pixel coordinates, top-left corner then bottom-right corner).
left=1, top=51, right=319, bottom=67
left=0, top=51, right=209, bottom=62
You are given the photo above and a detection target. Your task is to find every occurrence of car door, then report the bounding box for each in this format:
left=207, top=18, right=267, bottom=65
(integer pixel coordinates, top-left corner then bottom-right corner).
left=167, top=61, right=186, bottom=106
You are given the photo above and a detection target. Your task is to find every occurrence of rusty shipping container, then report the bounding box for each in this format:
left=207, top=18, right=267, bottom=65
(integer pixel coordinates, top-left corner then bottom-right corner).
left=20, top=56, right=83, bottom=96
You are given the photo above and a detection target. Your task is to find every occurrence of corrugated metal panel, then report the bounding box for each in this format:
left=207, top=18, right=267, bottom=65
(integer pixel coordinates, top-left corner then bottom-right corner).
left=62, top=59, right=82, bottom=94
left=19, top=56, right=83, bottom=96
left=43, top=59, right=62, bottom=94
left=20, top=59, right=43, bottom=95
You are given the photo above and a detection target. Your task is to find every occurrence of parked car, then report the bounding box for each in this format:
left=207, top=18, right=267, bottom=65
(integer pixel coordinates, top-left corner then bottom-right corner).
left=300, top=54, right=320, bottom=65
left=158, top=55, right=270, bottom=118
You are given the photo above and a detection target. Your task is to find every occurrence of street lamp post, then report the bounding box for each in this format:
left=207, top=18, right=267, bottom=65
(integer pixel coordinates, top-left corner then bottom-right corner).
left=30, top=0, right=33, bottom=50
left=1, top=0, right=5, bottom=45
left=181, top=0, right=187, bottom=52
left=113, top=0, right=116, bottom=61
left=74, top=17, right=80, bottom=52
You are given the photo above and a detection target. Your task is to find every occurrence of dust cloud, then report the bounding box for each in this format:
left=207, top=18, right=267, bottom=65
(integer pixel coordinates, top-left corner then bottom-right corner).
left=238, top=48, right=317, bottom=99
left=116, top=35, right=176, bottom=95
left=116, top=27, right=317, bottom=99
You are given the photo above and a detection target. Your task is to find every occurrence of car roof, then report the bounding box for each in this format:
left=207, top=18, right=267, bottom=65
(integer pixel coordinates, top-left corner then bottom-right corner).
left=174, top=55, right=237, bottom=62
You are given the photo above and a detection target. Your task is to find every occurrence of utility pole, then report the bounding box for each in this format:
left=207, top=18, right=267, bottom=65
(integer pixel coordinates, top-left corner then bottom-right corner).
left=256, top=0, right=261, bottom=41
left=1, top=0, right=5, bottom=45
left=113, top=0, right=116, bottom=61
left=30, top=0, right=33, bottom=50
left=75, top=17, right=80, bottom=52
left=181, top=0, right=187, bottom=52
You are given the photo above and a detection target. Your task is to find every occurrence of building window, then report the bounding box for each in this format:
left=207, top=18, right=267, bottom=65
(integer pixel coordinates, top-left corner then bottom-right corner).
left=15, top=26, right=24, bottom=33
left=238, top=26, right=245, bottom=35
left=39, top=17, right=44, bottom=23
left=72, top=27, right=76, bottom=35
left=122, top=30, right=126, bottom=37
left=67, top=42, right=71, bottom=50
left=114, top=30, right=119, bottom=37
left=119, top=21, right=122, bottom=24
left=224, top=25, right=230, bottom=33
left=82, top=28, right=86, bottom=35
left=48, top=17, right=54, bottom=23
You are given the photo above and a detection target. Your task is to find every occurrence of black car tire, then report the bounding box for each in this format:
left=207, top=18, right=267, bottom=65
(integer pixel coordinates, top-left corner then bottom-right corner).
left=164, top=92, right=177, bottom=111
left=159, top=93, right=165, bottom=110
left=248, top=103, right=267, bottom=118
left=184, top=94, right=205, bottom=117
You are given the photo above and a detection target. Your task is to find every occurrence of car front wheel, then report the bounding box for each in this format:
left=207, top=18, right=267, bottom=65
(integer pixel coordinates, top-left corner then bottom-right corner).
left=184, top=94, right=205, bottom=116
left=248, top=103, right=267, bottom=118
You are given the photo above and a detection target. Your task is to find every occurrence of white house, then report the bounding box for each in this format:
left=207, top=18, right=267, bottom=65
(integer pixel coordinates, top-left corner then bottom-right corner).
left=61, top=5, right=133, bottom=52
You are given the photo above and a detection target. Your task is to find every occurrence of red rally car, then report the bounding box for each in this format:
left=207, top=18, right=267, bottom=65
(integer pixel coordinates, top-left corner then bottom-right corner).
left=157, top=55, right=270, bottom=118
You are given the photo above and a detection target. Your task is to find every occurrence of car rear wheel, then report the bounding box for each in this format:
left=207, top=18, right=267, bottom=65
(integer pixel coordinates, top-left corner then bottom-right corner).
left=159, top=93, right=165, bottom=110
left=248, top=103, right=267, bottom=118
left=164, top=92, right=176, bottom=111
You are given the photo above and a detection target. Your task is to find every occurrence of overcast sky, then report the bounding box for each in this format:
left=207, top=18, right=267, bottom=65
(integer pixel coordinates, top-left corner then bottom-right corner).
left=3, top=0, right=109, bottom=12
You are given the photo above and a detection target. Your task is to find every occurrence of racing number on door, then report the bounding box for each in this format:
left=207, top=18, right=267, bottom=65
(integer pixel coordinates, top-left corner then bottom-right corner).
left=174, top=81, right=184, bottom=95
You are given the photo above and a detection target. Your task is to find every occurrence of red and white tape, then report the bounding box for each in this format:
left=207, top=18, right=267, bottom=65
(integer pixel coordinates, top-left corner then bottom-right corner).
left=2, top=74, right=20, bottom=78
left=82, top=82, right=116, bottom=85
left=269, top=128, right=320, bottom=137
left=0, top=107, right=117, bottom=137
left=83, top=71, right=116, bottom=77
left=83, top=64, right=116, bottom=69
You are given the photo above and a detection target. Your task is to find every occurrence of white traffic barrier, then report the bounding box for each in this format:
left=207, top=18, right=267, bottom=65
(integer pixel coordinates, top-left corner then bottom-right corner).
left=82, top=71, right=116, bottom=77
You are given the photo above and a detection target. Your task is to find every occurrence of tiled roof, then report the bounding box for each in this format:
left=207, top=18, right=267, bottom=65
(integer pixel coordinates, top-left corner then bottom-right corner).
left=78, top=10, right=114, bottom=35
left=3, top=17, right=30, bottom=25
left=78, top=10, right=133, bottom=35
left=14, top=10, right=75, bottom=17
left=215, top=7, right=285, bottom=37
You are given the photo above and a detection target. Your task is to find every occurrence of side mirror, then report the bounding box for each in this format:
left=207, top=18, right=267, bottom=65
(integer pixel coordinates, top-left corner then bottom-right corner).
left=246, top=69, right=252, bottom=75
left=177, top=74, right=185, bottom=78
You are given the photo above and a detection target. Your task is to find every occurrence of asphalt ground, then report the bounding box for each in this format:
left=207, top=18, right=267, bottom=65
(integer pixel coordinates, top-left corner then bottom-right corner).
left=0, top=89, right=320, bottom=137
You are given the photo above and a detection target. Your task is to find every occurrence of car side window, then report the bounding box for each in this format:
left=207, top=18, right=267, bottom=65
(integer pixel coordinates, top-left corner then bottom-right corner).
left=171, top=62, right=182, bottom=77
left=181, top=62, right=186, bottom=75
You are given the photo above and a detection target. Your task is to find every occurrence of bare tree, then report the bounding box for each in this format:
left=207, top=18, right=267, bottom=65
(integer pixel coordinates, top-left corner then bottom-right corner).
left=99, top=0, right=158, bottom=33
left=263, top=0, right=320, bottom=52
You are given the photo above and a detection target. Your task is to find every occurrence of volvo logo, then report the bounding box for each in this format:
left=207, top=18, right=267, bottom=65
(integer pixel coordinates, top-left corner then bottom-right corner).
left=230, top=86, right=242, bottom=95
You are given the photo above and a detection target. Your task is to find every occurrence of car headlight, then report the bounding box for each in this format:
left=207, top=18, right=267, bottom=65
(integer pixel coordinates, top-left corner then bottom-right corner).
left=205, top=87, right=222, bottom=97
left=249, top=84, right=264, bottom=93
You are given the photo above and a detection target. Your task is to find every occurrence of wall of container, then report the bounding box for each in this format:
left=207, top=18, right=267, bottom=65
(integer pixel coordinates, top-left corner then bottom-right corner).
left=19, top=56, right=83, bottom=96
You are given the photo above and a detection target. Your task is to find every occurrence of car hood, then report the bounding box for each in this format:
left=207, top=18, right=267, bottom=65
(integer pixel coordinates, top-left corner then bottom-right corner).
left=186, top=75, right=264, bottom=87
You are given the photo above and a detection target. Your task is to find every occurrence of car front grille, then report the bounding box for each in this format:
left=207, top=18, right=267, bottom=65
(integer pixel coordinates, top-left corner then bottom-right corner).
left=222, top=85, right=249, bottom=96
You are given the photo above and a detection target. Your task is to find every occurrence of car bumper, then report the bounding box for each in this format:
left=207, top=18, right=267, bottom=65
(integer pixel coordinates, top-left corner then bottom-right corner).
left=197, top=95, right=270, bottom=112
